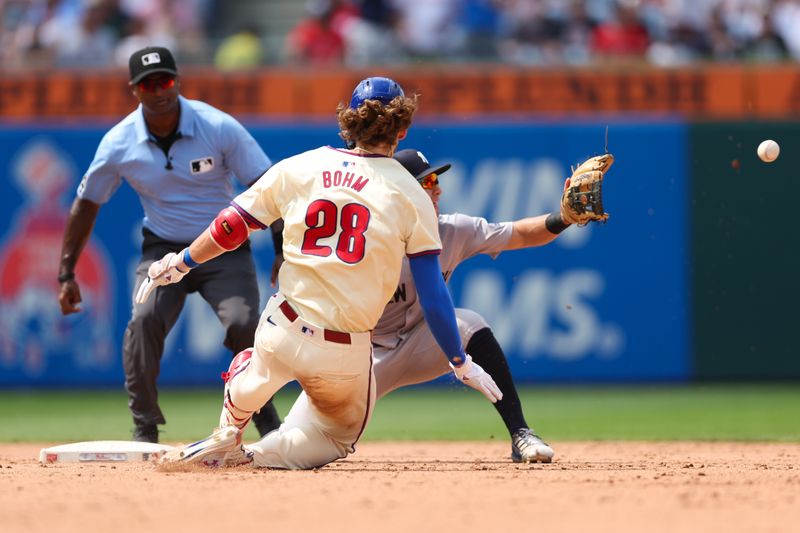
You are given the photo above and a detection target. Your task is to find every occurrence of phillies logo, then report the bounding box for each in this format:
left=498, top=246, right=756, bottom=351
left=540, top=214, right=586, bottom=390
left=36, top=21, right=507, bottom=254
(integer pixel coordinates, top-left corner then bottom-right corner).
left=0, top=140, right=114, bottom=378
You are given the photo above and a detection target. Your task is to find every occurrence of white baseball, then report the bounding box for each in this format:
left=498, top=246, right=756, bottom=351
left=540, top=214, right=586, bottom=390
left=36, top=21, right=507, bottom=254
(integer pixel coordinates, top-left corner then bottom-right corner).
left=757, top=140, right=780, bottom=163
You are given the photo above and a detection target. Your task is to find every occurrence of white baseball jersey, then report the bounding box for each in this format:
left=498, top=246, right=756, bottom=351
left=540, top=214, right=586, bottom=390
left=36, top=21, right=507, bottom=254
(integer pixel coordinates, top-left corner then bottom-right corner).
left=372, top=213, right=512, bottom=349
left=233, top=146, right=442, bottom=333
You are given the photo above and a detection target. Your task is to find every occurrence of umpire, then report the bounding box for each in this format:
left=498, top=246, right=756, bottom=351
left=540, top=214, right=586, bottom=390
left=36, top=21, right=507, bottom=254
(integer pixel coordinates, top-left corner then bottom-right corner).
left=57, top=46, right=281, bottom=443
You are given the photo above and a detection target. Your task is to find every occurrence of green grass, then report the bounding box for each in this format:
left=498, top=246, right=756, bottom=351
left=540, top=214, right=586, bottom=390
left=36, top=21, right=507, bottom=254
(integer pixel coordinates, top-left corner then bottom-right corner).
left=0, top=384, right=798, bottom=443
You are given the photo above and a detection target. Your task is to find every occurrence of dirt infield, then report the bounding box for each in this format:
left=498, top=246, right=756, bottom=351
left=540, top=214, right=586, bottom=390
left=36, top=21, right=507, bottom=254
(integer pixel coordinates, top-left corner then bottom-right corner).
left=1, top=441, right=798, bottom=533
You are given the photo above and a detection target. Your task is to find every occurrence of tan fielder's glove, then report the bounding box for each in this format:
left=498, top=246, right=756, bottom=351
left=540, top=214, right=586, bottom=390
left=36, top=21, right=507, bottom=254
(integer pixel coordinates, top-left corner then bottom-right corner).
left=560, top=153, right=614, bottom=225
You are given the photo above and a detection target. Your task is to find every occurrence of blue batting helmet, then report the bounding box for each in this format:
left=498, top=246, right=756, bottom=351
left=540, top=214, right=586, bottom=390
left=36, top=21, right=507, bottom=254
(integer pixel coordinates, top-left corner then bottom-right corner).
left=349, top=77, right=404, bottom=109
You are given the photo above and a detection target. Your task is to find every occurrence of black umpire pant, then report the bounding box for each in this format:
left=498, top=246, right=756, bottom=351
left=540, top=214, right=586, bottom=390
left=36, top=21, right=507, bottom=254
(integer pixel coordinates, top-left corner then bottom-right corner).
left=123, top=228, right=280, bottom=436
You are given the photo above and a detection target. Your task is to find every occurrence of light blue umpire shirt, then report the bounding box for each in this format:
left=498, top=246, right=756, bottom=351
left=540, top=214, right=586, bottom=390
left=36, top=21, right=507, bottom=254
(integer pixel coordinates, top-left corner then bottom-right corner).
left=77, top=95, right=272, bottom=243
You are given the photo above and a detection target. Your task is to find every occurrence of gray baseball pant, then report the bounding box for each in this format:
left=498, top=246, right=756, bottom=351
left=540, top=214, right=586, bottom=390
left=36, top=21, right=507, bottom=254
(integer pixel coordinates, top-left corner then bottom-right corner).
left=123, top=228, right=279, bottom=433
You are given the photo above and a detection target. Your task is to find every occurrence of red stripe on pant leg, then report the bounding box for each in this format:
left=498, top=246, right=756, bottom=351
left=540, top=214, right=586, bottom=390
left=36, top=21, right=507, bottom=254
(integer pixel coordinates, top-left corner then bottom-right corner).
left=348, top=346, right=374, bottom=452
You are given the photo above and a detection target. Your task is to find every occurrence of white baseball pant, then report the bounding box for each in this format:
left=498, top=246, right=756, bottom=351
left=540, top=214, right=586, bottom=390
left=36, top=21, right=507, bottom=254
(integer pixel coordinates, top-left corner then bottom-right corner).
left=225, top=294, right=375, bottom=470
left=281, top=308, right=489, bottom=441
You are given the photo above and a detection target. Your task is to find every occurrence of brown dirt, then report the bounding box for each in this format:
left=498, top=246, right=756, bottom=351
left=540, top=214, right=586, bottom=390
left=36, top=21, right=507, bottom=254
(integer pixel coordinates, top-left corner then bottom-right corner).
left=1, top=441, right=798, bottom=533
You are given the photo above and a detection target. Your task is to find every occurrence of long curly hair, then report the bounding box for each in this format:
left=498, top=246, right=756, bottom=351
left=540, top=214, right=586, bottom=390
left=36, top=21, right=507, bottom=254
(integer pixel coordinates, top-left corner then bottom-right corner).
left=337, top=95, right=418, bottom=148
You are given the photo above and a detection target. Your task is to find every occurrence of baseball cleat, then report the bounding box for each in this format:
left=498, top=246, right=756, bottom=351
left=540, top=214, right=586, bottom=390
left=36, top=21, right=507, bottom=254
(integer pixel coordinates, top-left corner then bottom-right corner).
left=511, top=428, right=554, bottom=464
left=159, top=426, right=244, bottom=466
left=197, top=445, right=254, bottom=468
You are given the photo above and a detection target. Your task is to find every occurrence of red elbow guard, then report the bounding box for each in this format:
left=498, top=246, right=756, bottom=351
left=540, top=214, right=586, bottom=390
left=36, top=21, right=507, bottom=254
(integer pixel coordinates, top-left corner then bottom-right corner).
left=209, top=206, right=252, bottom=251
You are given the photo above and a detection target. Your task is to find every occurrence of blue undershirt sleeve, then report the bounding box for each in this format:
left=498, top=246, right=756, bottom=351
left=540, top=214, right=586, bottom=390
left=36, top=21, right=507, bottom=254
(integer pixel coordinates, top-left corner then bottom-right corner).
left=408, top=254, right=467, bottom=366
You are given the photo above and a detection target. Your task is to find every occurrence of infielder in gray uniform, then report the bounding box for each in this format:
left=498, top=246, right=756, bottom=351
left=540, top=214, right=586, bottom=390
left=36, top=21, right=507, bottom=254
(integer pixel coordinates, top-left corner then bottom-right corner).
left=57, top=46, right=281, bottom=443
left=372, top=148, right=576, bottom=463
left=271, top=148, right=576, bottom=462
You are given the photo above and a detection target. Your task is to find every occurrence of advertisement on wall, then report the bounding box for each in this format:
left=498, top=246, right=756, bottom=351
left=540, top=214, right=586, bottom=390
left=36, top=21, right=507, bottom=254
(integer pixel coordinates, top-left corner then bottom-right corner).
left=0, top=119, right=689, bottom=386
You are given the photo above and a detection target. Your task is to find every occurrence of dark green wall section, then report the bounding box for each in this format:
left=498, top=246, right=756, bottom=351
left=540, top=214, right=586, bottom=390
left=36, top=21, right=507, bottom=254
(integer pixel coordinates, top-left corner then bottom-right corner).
left=691, top=122, right=800, bottom=379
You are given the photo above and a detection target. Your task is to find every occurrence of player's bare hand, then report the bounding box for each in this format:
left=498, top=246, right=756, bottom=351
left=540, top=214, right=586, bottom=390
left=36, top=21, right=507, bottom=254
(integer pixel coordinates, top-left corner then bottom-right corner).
left=58, top=280, right=83, bottom=315
left=134, top=252, right=190, bottom=304
left=270, top=253, right=284, bottom=288
left=450, top=354, right=503, bottom=403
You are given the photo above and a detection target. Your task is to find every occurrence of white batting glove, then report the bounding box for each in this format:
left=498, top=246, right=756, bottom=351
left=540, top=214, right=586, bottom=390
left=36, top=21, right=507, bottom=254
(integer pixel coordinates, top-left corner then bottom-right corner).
left=135, top=251, right=191, bottom=304
left=450, top=354, right=503, bottom=403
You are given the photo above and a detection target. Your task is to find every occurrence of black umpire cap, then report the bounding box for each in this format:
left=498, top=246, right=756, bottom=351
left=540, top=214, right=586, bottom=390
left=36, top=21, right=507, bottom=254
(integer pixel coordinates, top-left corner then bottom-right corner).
left=393, top=149, right=451, bottom=182
left=129, top=46, right=178, bottom=84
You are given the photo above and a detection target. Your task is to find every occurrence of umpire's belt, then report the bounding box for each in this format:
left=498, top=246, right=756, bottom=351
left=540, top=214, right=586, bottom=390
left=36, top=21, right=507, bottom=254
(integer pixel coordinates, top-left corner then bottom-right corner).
left=278, top=301, right=352, bottom=345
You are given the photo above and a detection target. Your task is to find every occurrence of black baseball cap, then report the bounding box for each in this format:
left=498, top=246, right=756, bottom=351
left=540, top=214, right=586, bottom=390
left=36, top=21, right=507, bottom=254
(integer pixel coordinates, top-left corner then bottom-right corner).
left=393, top=149, right=451, bottom=182
left=129, top=46, right=178, bottom=84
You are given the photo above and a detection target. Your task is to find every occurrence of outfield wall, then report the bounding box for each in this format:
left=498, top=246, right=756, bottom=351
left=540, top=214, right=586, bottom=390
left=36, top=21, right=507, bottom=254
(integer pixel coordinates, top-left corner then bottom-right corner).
left=3, top=65, right=800, bottom=118
left=0, top=119, right=695, bottom=386
left=690, top=122, right=800, bottom=380
left=2, top=117, right=796, bottom=385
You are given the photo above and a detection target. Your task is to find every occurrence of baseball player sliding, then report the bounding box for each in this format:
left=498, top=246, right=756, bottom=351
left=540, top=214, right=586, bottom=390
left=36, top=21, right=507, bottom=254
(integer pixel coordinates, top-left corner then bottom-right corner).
left=136, top=77, right=502, bottom=469
left=282, top=148, right=608, bottom=463
left=272, top=148, right=613, bottom=463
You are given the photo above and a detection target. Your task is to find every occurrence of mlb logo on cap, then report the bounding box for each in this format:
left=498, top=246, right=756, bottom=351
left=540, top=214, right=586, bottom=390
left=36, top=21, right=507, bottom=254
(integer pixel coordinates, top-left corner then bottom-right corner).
left=129, top=46, right=178, bottom=84
left=393, top=149, right=451, bottom=181
left=141, top=52, right=162, bottom=66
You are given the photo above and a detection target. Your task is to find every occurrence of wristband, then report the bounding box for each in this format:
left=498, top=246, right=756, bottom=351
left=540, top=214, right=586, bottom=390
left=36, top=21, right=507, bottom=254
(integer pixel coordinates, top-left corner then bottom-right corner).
left=182, top=248, right=200, bottom=269
left=545, top=212, right=570, bottom=235
left=57, top=272, right=75, bottom=283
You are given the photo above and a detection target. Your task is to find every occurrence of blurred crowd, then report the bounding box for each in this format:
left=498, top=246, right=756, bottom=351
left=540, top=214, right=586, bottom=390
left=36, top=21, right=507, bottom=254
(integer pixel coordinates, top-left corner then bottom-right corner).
left=0, top=0, right=214, bottom=68
left=1, top=0, right=799, bottom=70
left=292, top=0, right=799, bottom=66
